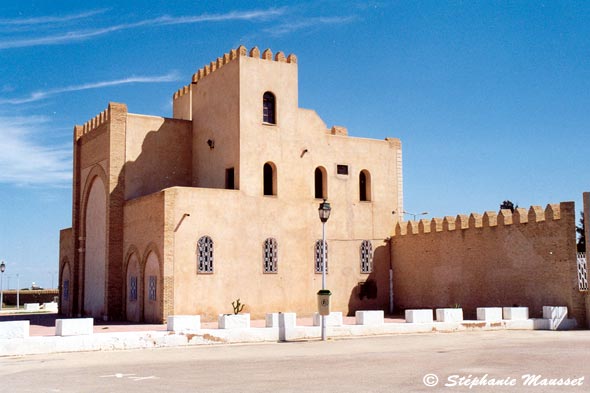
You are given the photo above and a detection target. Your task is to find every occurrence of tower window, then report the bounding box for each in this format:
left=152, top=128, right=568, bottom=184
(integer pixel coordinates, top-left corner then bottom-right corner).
left=314, top=167, right=327, bottom=199
left=226, top=168, right=235, bottom=190
left=263, top=92, right=276, bottom=124
left=360, top=170, right=371, bottom=201
left=263, top=162, right=277, bottom=196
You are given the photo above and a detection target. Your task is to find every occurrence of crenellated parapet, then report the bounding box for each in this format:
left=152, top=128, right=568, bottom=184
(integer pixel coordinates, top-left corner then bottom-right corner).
left=394, top=203, right=564, bottom=236
left=74, top=106, right=110, bottom=141
left=176, top=45, right=297, bottom=97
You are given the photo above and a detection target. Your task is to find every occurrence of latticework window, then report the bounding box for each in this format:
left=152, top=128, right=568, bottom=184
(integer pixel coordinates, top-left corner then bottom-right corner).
left=197, top=236, right=214, bottom=273
left=129, top=276, right=138, bottom=302
left=148, top=275, right=157, bottom=301
left=577, top=253, right=588, bottom=291
left=360, top=240, right=373, bottom=273
left=63, top=280, right=69, bottom=300
left=314, top=240, right=328, bottom=273
left=263, top=238, right=278, bottom=273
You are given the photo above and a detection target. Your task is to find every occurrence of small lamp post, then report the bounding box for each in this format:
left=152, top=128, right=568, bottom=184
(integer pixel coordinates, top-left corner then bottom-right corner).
left=318, top=199, right=331, bottom=341
left=0, top=261, right=5, bottom=311
left=402, top=210, right=428, bottom=221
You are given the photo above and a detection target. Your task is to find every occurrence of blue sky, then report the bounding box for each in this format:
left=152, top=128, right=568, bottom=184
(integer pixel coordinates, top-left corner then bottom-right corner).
left=0, top=1, right=588, bottom=289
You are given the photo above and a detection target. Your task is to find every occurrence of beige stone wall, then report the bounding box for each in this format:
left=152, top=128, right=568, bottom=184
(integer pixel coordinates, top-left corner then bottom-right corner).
left=191, top=57, right=241, bottom=189
left=164, top=186, right=391, bottom=321
left=391, top=202, right=586, bottom=324
left=122, top=191, right=166, bottom=322
left=125, top=114, right=192, bottom=200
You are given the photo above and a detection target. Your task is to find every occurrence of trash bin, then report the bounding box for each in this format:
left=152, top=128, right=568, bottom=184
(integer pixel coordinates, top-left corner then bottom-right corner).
left=317, top=289, right=331, bottom=316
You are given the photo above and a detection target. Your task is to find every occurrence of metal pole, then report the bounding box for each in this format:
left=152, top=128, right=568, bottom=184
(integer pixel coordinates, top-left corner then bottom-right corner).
left=321, top=221, right=326, bottom=341
left=0, top=271, right=3, bottom=311
left=16, top=274, right=20, bottom=311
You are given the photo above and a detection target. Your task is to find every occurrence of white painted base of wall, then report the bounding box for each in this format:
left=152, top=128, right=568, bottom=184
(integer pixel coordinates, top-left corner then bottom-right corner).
left=0, top=321, right=30, bottom=339
left=355, top=310, right=384, bottom=326
left=313, top=312, right=343, bottom=326
left=43, top=302, right=59, bottom=312
left=24, top=303, right=40, bottom=311
left=405, top=309, right=433, bottom=323
left=55, top=318, right=93, bottom=336
left=477, top=307, right=503, bottom=322
left=265, top=313, right=278, bottom=327
left=167, top=315, right=201, bottom=332
left=503, top=307, right=529, bottom=320
left=543, top=306, right=568, bottom=319
left=436, top=308, right=463, bottom=322
left=218, top=314, right=250, bottom=329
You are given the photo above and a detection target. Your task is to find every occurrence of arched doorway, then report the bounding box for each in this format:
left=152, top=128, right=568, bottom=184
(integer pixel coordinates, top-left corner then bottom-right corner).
left=143, top=250, right=161, bottom=323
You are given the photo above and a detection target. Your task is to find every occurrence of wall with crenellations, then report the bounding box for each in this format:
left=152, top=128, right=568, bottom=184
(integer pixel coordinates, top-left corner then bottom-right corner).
left=391, top=202, right=587, bottom=325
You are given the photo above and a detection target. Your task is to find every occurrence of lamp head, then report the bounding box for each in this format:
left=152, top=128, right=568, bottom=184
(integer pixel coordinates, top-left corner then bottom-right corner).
left=318, top=199, right=331, bottom=223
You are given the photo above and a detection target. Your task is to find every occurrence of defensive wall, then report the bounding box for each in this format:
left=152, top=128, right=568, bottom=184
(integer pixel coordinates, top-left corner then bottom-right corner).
left=391, top=201, right=588, bottom=326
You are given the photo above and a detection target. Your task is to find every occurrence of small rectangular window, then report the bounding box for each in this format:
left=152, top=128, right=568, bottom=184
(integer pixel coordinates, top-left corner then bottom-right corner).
left=129, top=276, right=138, bottom=301
left=148, top=276, right=157, bottom=301
left=337, top=165, right=349, bottom=175
left=225, top=167, right=235, bottom=189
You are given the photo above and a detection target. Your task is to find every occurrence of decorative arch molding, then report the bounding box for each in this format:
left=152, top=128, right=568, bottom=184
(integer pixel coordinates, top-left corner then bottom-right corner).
left=123, top=245, right=142, bottom=322
left=141, top=242, right=164, bottom=323
left=60, top=257, right=72, bottom=316
left=79, top=164, right=109, bottom=239
left=140, top=242, right=163, bottom=276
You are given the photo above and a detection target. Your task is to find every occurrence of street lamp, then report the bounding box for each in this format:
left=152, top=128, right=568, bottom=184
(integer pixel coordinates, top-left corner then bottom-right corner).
left=318, top=199, right=331, bottom=341
left=402, top=210, right=429, bottom=221
left=0, top=261, right=5, bottom=311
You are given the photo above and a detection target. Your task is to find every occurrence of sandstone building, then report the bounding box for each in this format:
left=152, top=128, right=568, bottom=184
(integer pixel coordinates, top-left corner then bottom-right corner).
left=59, top=46, right=588, bottom=326
left=59, top=46, right=403, bottom=322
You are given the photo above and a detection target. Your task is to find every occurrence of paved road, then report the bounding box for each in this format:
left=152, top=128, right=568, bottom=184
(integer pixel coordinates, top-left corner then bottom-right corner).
left=1, top=330, right=589, bottom=392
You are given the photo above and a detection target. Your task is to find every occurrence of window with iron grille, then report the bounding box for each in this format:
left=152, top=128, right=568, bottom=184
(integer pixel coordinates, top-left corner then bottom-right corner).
left=197, top=236, right=214, bottom=273
left=577, top=253, right=588, bottom=291
left=263, top=238, right=278, bottom=273
left=129, top=276, right=138, bottom=302
left=360, top=240, right=373, bottom=273
left=148, top=275, right=157, bottom=301
left=314, top=240, right=328, bottom=273
left=63, top=280, right=69, bottom=300
left=263, top=92, right=276, bottom=124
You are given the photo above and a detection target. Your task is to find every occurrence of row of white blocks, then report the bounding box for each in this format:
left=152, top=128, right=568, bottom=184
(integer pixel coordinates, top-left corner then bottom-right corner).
left=0, top=317, right=94, bottom=339
left=405, top=306, right=569, bottom=325
left=167, top=310, right=386, bottom=332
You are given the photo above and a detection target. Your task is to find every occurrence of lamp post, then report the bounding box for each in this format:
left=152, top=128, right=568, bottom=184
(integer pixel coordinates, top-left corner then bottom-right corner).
left=402, top=210, right=429, bottom=221
left=0, top=261, right=5, bottom=311
left=318, top=199, right=331, bottom=341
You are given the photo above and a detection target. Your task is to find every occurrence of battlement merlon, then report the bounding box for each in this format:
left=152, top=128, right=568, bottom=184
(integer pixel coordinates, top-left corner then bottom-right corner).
left=394, top=202, right=570, bottom=236
left=170, top=45, right=297, bottom=100
left=74, top=102, right=128, bottom=141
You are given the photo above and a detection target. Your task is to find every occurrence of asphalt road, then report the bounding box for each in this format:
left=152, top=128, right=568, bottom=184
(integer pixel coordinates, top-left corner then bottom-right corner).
left=1, top=330, right=589, bottom=392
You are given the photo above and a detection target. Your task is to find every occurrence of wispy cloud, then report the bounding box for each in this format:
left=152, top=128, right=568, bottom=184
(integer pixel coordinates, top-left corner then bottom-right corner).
left=0, top=73, right=180, bottom=105
left=0, top=9, right=108, bottom=26
left=0, top=8, right=287, bottom=50
left=264, top=15, right=356, bottom=37
left=0, top=115, right=71, bottom=186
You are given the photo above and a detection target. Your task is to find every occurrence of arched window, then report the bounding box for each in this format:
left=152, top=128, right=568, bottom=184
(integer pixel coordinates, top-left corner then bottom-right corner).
left=359, top=170, right=371, bottom=201
left=314, top=167, right=327, bottom=199
left=263, top=92, right=276, bottom=124
left=197, top=236, right=214, bottom=273
left=263, top=162, right=277, bottom=196
left=263, top=238, right=278, bottom=273
left=314, top=240, right=328, bottom=273
left=360, top=240, right=373, bottom=273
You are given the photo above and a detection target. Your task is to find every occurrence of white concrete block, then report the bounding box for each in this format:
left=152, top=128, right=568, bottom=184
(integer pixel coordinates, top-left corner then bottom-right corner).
left=55, top=318, right=93, bottom=336
left=218, top=313, right=250, bottom=329
left=355, top=310, right=384, bottom=326
left=24, top=303, right=40, bottom=311
left=503, top=307, right=529, bottom=320
left=265, top=313, right=279, bottom=327
left=313, top=312, right=343, bottom=326
left=477, top=307, right=503, bottom=322
left=543, top=306, right=568, bottom=320
left=279, top=312, right=297, bottom=328
left=405, top=309, right=433, bottom=323
left=167, top=315, right=201, bottom=332
left=0, top=321, right=30, bottom=339
left=436, top=308, right=464, bottom=322
left=43, top=302, right=58, bottom=312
